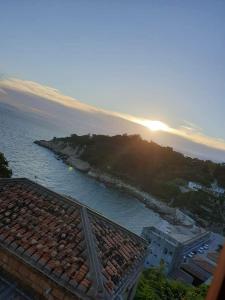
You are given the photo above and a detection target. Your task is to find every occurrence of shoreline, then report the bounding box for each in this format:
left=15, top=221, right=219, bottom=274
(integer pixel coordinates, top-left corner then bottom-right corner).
left=34, top=139, right=196, bottom=228
left=87, top=169, right=195, bottom=225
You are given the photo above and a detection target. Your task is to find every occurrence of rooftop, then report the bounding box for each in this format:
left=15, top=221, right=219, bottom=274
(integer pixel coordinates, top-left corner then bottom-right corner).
left=144, top=220, right=208, bottom=245
left=181, top=261, right=210, bottom=282
left=207, top=252, right=220, bottom=264
left=0, top=178, right=148, bottom=299
left=193, top=256, right=215, bottom=274
left=170, top=269, right=193, bottom=284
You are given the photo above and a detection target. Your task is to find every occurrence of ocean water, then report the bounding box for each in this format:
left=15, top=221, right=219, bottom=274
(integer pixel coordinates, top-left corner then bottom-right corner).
left=0, top=105, right=162, bottom=234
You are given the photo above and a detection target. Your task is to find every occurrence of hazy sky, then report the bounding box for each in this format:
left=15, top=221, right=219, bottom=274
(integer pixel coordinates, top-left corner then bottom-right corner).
left=1, top=1, right=225, bottom=140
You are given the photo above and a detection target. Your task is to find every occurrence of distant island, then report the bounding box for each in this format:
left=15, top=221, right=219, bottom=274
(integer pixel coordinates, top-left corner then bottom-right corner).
left=35, top=134, right=225, bottom=234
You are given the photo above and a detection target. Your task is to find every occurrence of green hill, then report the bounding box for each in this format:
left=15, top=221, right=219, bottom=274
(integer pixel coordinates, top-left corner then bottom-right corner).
left=53, top=133, right=224, bottom=194
left=37, top=134, right=225, bottom=232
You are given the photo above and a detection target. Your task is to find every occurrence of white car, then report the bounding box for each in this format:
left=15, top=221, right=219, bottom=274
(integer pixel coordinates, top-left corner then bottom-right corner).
left=188, top=253, right=193, bottom=258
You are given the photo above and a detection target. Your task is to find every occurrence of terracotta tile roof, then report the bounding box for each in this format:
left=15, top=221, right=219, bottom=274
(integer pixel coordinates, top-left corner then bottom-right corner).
left=0, top=178, right=148, bottom=299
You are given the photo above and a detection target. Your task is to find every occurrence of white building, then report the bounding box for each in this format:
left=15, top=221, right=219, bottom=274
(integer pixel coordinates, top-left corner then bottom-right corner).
left=188, top=180, right=225, bottom=197
left=188, top=181, right=202, bottom=191
left=210, top=181, right=225, bottom=196
left=142, top=224, right=211, bottom=275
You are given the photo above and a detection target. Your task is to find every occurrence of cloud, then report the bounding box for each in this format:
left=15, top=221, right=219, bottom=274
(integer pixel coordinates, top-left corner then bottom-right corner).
left=171, top=126, right=225, bottom=152
left=0, top=88, right=7, bottom=95
left=180, top=120, right=203, bottom=133
left=0, top=77, right=225, bottom=153
left=0, top=78, right=97, bottom=113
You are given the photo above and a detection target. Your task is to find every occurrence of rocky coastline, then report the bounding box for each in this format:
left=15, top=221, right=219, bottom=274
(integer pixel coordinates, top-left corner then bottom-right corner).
left=35, top=139, right=91, bottom=172
left=34, top=139, right=197, bottom=228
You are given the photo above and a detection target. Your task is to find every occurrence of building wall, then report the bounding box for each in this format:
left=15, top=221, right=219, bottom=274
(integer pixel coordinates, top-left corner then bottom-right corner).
left=0, top=247, right=79, bottom=300
left=142, top=228, right=178, bottom=274
left=142, top=227, right=211, bottom=275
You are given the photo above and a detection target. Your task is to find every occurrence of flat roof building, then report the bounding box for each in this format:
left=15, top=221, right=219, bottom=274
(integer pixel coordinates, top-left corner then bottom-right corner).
left=142, top=223, right=211, bottom=274
left=171, top=252, right=217, bottom=286
left=180, top=255, right=215, bottom=286
left=0, top=178, right=148, bottom=299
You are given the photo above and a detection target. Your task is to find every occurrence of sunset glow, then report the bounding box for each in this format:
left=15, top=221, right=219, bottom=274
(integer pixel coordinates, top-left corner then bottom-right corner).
left=1, top=78, right=225, bottom=152
left=141, top=120, right=170, bottom=132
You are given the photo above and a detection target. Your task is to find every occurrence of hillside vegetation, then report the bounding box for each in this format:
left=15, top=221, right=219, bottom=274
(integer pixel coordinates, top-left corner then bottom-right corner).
left=135, top=268, right=208, bottom=300
left=54, top=133, right=224, bottom=191
left=44, top=134, right=225, bottom=231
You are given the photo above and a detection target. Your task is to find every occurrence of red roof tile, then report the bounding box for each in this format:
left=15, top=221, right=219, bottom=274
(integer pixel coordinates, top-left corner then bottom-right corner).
left=0, top=178, right=147, bottom=299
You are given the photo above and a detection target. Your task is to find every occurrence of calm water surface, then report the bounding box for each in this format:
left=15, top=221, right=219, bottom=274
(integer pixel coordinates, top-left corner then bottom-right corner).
left=0, top=107, right=162, bottom=234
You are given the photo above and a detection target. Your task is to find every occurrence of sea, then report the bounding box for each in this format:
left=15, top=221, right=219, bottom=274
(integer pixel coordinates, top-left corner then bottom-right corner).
left=0, top=104, right=163, bottom=235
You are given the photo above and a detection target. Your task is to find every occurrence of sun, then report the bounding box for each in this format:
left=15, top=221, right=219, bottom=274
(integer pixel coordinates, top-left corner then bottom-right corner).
left=142, top=120, right=169, bottom=132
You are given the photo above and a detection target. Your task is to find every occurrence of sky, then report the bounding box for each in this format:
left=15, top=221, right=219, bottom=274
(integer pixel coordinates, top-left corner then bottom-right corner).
left=1, top=1, right=225, bottom=146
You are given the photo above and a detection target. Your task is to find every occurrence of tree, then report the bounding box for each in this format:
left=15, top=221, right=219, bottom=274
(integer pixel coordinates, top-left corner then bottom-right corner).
left=135, top=268, right=208, bottom=300
left=0, top=152, right=12, bottom=178
left=214, top=164, right=225, bottom=188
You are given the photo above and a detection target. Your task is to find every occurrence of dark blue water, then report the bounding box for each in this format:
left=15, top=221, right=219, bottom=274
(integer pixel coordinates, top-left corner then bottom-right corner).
left=0, top=106, right=162, bottom=234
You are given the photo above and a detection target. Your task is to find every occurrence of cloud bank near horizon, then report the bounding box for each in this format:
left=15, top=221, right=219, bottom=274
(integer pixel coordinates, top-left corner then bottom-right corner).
left=0, top=77, right=225, bottom=153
